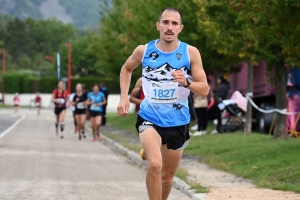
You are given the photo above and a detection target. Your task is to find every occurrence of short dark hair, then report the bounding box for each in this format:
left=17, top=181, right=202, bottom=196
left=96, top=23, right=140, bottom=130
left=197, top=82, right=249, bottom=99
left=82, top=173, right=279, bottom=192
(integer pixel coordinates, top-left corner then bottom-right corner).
left=158, top=7, right=182, bottom=24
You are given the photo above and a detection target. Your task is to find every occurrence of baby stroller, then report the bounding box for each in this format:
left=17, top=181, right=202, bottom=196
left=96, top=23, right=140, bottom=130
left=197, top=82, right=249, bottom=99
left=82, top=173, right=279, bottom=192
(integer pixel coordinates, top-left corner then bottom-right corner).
left=217, top=100, right=245, bottom=133
left=208, top=99, right=245, bottom=133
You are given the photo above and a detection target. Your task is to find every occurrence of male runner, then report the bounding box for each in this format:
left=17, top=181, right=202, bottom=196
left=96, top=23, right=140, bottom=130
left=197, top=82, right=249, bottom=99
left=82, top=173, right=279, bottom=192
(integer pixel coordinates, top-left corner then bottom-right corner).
left=117, top=7, right=209, bottom=200
left=51, top=81, right=69, bottom=139
left=34, top=92, right=42, bottom=115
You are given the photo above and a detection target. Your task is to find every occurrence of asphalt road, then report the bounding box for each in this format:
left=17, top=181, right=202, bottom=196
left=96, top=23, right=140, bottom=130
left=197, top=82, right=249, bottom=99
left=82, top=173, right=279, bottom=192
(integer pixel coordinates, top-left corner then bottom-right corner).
left=0, top=109, right=190, bottom=200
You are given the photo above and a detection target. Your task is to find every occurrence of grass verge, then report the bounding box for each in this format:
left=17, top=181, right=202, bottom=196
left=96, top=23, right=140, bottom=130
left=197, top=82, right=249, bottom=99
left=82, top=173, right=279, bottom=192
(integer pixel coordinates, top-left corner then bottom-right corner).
left=175, top=166, right=209, bottom=193
left=107, top=113, right=300, bottom=193
left=104, top=132, right=141, bottom=152
left=185, top=132, right=300, bottom=193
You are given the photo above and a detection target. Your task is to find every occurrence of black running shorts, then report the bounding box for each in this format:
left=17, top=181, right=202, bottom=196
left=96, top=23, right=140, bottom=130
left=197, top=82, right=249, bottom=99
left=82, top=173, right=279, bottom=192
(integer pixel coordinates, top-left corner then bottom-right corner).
left=54, top=107, right=66, bottom=115
left=89, top=111, right=102, bottom=118
left=74, top=109, right=86, bottom=115
left=135, top=115, right=190, bottom=150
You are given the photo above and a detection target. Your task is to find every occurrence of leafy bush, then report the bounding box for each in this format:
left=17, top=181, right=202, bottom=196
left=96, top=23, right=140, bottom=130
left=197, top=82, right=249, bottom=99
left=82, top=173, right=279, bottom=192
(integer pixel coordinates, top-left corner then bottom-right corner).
left=3, top=72, right=26, bottom=93
left=3, top=74, right=123, bottom=94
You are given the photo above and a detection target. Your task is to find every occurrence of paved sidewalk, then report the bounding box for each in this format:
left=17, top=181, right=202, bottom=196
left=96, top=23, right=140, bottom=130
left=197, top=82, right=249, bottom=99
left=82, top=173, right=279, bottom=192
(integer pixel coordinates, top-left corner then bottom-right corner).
left=0, top=109, right=190, bottom=200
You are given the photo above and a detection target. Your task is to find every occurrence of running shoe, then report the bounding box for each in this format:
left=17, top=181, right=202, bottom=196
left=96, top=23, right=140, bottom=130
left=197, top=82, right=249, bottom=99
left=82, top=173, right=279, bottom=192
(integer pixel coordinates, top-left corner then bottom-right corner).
left=60, top=135, right=64, bottom=139
left=140, top=149, right=147, bottom=160
left=78, top=135, right=81, bottom=140
left=82, top=134, right=86, bottom=138
left=192, top=131, right=203, bottom=136
left=91, top=138, right=96, bottom=142
left=97, top=134, right=101, bottom=141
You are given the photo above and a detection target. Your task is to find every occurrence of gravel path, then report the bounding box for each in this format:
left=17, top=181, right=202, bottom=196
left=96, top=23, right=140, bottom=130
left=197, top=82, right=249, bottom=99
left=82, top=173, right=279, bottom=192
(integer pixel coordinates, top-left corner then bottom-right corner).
left=101, top=123, right=300, bottom=200
left=0, top=109, right=189, bottom=200
left=181, top=158, right=300, bottom=200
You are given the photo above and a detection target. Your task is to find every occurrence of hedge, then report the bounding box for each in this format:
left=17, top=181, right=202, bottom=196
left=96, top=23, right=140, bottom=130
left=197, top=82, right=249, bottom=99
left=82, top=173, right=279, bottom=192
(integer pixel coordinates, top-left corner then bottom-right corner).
left=4, top=73, right=135, bottom=94
left=3, top=73, right=26, bottom=93
left=3, top=73, right=130, bottom=94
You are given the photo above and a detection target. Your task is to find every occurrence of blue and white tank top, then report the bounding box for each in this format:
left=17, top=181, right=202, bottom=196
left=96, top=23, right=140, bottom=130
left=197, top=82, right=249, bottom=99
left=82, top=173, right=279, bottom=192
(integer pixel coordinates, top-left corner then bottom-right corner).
left=139, top=39, right=192, bottom=127
left=88, top=92, right=105, bottom=112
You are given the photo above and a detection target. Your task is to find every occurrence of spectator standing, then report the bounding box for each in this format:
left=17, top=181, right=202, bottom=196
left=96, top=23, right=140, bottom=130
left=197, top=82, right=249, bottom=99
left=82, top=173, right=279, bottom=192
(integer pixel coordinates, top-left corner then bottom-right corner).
left=100, top=82, right=109, bottom=126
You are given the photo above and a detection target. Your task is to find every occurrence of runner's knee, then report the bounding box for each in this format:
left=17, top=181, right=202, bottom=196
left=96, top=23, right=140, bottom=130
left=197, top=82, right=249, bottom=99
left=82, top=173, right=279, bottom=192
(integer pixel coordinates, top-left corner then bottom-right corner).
left=161, top=177, right=173, bottom=187
left=148, top=160, right=162, bottom=173
left=161, top=172, right=174, bottom=186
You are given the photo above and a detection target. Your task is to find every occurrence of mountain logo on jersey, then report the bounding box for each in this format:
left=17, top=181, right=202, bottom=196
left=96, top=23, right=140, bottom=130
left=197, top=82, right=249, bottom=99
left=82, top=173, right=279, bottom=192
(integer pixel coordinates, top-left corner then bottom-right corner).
left=143, top=62, right=191, bottom=82
left=176, top=53, right=182, bottom=60
left=173, top=103, right=183, bottom=110
left=149, top=52, right=159, bottom=62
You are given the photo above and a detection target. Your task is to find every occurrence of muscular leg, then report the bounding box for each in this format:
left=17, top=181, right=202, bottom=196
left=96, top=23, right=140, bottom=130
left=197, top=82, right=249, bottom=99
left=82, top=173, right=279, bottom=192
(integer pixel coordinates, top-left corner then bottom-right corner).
left=139, top=128, right=162, bottom=200
left=80, top=114, right=86, bottom=135
left=75, top=114, right=81, bottom=139
left=96, top=116, right=102, bottom=132
left=55, top=114, right=59, bottom=135
left=90, top=117, right=96, bottom=139
left=95, top=116, right=102, bottom=140
left=59, top=110, right=66, bottom=137
left=161, top=145, right=183, bottom=200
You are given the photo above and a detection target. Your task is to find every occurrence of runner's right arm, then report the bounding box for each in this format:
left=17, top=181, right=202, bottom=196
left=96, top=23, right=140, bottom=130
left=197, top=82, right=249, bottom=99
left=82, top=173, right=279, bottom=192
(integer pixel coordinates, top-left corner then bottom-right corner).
left=71, top=94, right=78, bottom=106
left=51, top=90, right=57, bottom=103
left=118, top=45, right=145, bottom=116
left=129, top=78, right=143, bottom=105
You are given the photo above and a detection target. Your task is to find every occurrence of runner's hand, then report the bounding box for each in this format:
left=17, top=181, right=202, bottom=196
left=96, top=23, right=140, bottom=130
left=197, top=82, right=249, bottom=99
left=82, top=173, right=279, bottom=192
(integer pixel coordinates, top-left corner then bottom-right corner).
left=172, top=70, right=187, bottom=86
left=117, top=97, right=130, bottom=117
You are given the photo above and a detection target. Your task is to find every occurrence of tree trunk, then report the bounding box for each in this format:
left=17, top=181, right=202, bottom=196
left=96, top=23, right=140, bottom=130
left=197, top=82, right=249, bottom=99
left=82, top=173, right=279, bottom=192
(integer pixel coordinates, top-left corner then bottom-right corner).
left=273, top=69, right=287, bottom=139
left=244, top=62, right=253, bottom=135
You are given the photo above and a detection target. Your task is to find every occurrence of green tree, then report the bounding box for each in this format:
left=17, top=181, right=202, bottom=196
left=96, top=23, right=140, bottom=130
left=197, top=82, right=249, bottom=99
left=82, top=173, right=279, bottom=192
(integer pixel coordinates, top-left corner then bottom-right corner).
left=194, top=0, right=300, bottom=138
left=193, top=0, right=263, bottom=135
left=4, top=18, right=30, bottom=60
left=2, top=17, right=76, bottom=75
left=96, top=0, right=231, bottom=82
left=228, top=1, right=300, bottom=139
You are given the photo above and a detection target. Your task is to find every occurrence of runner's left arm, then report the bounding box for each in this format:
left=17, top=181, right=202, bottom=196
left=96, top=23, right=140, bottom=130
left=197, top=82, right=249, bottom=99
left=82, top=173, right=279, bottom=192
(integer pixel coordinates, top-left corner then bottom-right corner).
left=172, top=46, right=209, bottom=96
left=101, top=97, right=107, bottom=106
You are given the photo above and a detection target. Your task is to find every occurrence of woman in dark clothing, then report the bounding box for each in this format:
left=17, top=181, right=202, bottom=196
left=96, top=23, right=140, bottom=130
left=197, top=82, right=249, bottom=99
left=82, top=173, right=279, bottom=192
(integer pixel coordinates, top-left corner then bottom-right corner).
left=216, top=76, right=230, bottom=100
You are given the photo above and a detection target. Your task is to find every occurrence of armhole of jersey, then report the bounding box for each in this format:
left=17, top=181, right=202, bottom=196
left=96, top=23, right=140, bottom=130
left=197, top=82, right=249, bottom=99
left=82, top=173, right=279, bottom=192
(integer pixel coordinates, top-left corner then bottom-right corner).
left=186, top=44, right=191, bottom=68
left=141, top=44, right=148, bottom=63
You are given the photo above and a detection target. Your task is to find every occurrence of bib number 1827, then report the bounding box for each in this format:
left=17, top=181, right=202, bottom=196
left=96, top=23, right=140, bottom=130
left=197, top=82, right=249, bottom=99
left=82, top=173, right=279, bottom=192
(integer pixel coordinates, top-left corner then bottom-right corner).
left=153, top=89, right=175, bottom=98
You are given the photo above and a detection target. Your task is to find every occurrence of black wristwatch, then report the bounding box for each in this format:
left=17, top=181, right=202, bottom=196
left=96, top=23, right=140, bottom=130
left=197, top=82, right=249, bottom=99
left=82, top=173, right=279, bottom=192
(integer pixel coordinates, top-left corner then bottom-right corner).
left=184, top=78, right=192, bottom=88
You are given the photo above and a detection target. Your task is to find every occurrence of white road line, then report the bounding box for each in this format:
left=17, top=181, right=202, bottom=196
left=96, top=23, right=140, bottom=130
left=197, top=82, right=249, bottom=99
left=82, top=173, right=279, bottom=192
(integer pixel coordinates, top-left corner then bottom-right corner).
left=0, top=114, right=25, bottom=140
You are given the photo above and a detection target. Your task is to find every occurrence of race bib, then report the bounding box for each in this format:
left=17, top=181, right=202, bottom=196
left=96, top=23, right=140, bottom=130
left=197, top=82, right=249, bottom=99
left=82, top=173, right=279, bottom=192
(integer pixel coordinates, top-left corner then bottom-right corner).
left=57, top=98, right=65, bottom=104
left=150, top=81, right=178, bottom=103
left=77, top=102, right=85, bottom=109
left=91, top=104, right=99, bottom=110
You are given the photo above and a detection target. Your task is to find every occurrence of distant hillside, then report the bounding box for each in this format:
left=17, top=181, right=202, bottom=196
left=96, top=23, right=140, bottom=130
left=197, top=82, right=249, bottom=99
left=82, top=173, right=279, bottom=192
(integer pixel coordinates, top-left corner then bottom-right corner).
left=0, top=0, right=108, bottom=29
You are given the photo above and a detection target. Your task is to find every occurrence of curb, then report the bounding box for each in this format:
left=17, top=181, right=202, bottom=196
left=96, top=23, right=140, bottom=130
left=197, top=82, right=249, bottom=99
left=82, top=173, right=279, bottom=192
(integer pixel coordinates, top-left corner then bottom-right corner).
left=101, top=133, right=207, bottom=200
